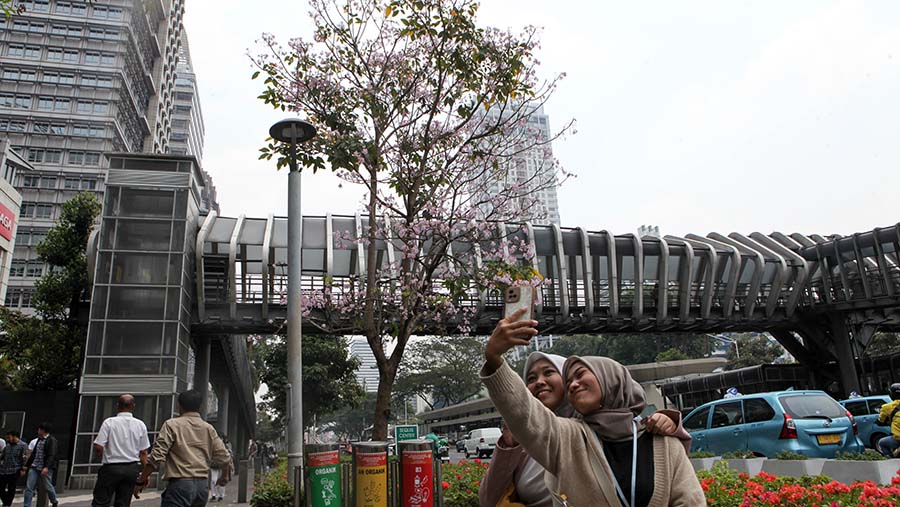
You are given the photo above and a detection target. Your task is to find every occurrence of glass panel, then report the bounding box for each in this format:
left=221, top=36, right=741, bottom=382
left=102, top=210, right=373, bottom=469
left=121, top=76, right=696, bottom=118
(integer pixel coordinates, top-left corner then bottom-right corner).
left=117, top=189, right=175, bottom=218
left=161, top=358, right=174, bottom=374
left=166, top=287, right=180, bottom=320
left=94, top=252, right=112, bottom=284
left=78, top=396, right=94, bottom=432
left=110, top=252, right=169, bottom=284
left=95, top=397, right=117, bottom=431
left=83, top=358, right=100, bottom=374
left=157, top=395, right=173, bottom=427
left=174, top=190, right=188, bottom=216
left=74, top=435, right=94, bottom=464
left=102, top=358, right=160, bottom=374
left=91, top=286, right=108, bottom=319
left=106, top=287, right=166, bottom=320
left=115, top=220, right=171, bottom=251
left=104, top=187, right=119, bottom=215
left=168, top=255, right=183, bottom=285
left=170, top=222, right=185, bottom=251
left=102, top=322, right=163, bottom=355
left=99, top=219, right=116, bottom=249
left=163, top=323, right=177, bottom=355
left=133, top=396, right=156, bottom=429
left=86, top=323, right=103, bottom=354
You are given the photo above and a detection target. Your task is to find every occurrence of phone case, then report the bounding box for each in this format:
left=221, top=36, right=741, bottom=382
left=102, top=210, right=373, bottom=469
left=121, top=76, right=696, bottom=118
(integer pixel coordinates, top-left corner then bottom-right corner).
left=504, top=286, right=535, bottom=322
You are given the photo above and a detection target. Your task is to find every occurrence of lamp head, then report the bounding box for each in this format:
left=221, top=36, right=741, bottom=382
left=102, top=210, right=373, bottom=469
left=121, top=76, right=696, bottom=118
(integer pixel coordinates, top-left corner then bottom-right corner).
left=269, top=118, right=316, bottom=144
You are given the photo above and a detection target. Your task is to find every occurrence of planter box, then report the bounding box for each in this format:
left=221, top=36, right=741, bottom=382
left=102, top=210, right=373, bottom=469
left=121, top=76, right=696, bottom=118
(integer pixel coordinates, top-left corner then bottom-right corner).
left=724, top=458, right=767, bottom=476
left=761, top=458, right=826, bottom=477
left=690, top=457, right=721, bottom=472
left=820, top=459, right=900, bottom=485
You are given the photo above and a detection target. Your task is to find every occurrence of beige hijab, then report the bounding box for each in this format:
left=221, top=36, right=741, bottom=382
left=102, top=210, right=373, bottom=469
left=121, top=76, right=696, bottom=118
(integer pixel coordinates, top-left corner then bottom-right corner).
left=563, top=355, right=647, bottom=442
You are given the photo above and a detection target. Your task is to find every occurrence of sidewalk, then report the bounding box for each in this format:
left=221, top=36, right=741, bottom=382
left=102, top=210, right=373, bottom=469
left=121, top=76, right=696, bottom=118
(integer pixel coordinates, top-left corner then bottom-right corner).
left=9, top=474, right=253, bottom=507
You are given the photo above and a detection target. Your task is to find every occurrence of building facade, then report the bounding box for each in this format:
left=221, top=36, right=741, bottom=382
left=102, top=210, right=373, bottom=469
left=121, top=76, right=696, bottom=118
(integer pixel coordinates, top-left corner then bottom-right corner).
left=348, top=337, right=379, bottom=393
left=0, top=141, right=32, bottom=303
left=0, top=0, right=186, bottom=311
left=471, top=104, right=561, bottom=226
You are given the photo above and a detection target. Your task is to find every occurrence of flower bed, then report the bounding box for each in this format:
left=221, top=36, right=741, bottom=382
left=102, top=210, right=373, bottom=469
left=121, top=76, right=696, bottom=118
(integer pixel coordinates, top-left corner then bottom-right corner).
left=441, top=459, right=489, bottom=507
left=698, top=461, right=900, bottom=506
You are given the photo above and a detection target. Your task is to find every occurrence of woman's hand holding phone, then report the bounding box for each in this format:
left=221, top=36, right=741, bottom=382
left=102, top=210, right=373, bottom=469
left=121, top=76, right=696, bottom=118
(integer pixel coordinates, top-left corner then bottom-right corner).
left=484, top=308, right=538, bottom=374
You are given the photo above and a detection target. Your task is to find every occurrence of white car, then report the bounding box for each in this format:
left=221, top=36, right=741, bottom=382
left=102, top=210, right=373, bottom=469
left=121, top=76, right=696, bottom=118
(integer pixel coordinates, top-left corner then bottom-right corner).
left=464, top=427, right=502, bottom=459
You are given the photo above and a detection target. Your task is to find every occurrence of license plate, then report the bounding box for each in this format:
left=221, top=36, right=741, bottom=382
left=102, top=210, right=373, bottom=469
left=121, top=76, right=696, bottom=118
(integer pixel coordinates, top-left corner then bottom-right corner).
left=816, top=434, right=841, bottom=445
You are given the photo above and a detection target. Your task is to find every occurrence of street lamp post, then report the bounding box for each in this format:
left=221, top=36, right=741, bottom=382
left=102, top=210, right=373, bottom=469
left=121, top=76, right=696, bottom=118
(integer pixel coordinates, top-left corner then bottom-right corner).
left=268, top=118, right=316, bottom=496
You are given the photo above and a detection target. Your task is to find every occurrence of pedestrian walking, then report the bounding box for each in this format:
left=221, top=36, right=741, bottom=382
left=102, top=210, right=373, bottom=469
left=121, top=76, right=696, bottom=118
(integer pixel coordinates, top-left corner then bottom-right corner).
left=0, top=430, right=27, bottom=507
left=22, top=423, right=59, bottom=507
left=92, top=394, right=151, bottom=507
left=134, top=390, right=231, bottom=507
left=208, top=437, right=234, bottom=502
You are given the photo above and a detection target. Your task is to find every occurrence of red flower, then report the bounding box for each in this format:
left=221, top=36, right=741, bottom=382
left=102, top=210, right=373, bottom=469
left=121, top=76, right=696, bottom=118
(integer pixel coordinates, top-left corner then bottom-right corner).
left=473, top=458, right=482, bottom=464
left=441, top=481, right=449, bottom=489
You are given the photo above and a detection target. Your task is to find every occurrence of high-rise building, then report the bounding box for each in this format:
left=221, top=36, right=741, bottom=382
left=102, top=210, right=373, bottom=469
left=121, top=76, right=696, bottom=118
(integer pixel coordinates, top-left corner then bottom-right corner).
left=471, top=103, right=561, bottom=226
left=0, top=0, right=187, bottom=310
left=0, top=141, right=33, bottom=304
left=348, top=337, right=379, bottom=393
left=169, top=32, right=218, bottom=213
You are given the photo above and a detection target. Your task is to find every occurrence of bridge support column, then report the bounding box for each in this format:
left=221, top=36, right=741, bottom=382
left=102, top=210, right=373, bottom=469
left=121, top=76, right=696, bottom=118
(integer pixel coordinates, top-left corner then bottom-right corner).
left=194, top=337, right=211, bottom=418
left=216, top=386, right=230, bottom=435
left=828, top=317, right=862, bottom=397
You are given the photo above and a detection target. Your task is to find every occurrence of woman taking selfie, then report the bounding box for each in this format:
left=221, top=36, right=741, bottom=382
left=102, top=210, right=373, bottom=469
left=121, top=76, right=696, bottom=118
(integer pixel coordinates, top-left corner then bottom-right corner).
left=481, top=309, right=705, bottom=506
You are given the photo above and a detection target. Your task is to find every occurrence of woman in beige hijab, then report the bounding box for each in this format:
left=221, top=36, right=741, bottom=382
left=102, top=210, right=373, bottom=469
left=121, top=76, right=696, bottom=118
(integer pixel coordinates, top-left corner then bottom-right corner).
left=481, top=309, right=705, bottom=506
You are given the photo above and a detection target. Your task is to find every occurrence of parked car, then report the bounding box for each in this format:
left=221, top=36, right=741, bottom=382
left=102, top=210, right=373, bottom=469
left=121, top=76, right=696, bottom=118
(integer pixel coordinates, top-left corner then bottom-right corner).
left=464, top=427, right=502, bottom=459
left=455, top=433, right=469, bottom=453
left=839, top=395, right=891, bottom=449
left=682, top=390, right=863, bottom=458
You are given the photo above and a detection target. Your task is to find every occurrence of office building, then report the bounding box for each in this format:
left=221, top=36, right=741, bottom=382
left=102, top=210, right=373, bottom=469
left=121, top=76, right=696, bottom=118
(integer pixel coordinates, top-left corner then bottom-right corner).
left=471, top=103, right=561, bottom=226
left=0, top=141, right=32, bottom=303
left=0, top=0, right=187, bottom=310
left=348, top=337, right=379, bottom=392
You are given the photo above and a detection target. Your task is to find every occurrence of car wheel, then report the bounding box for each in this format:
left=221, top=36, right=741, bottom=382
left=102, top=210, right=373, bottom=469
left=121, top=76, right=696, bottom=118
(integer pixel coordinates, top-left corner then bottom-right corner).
left=464, top=449, right=469, bottom=459
left=871, top=433, right=888, bottom=450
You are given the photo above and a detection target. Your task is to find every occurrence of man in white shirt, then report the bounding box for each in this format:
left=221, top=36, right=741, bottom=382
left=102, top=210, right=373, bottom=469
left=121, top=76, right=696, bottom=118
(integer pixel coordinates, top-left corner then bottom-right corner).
left=91, top=395, right=150, bottom=507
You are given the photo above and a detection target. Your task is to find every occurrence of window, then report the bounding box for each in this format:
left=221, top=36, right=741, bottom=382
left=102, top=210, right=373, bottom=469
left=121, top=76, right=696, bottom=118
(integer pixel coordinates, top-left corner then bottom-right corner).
left=97, top=76, right=112, bottom=87
left=35, top=204, right=52, bottom=219
left=63, top=49, right=79, bottom=62
left=7, top=45, right=25, bottom=57
left=9, top=261, right=25, bottom=277
left=21, top=175, right=39, bottom=187
left=39, top=176, right=56, bottom=189
left=684, top=407, right=710, bottom=432
left=28, top=22, right=45, bottom=33
left=100, top=53, right=115, bottom=66
left=4, top=287, right=22, bottom=307
left=32, top=122, right=49, bottom=134
left=868, top=399, right=886, bottom=415
left=24, top=46, right=41, bottom=59
left=744, top=398, right=776, bottom=423
left=51, top=24, right=67, bottom=35
left=844, top=401, right=868, bottom=417
left=67, top=26, right=82, bottom=36
left=710, top=401, right=743, bottom=428
left=5, top=121, right=25, bottom=132
left=0, top=94, right=13, bottom=107
left=38, top=97, right=53, bottom=110
left=779, top=394, right=845, bottom=419
left=2, top=69, right=36, bottom=81
left=58, top=73, right=75, bottom=85
left=64, top=178, right=78, bottom=189
left=27, top=150, right=45, bottom=163
left=71, top=2, right=86, bottom=16
left=73, top=125, right=89, bottom=136
left=14, top=95, right=32, bottom=109
left=25, top=261, right=43, bottom=277
left=20, top=290, right=33, bottom=308
left=47, top=48, right=63, bottom=61
left=21, top=202, right=36, bottom=216
left=88, top=28, right=104, bottom=39
left=93, top=101, right=109, bottom=114
left=25, top=0, right=50, bottom=12
left=43, top=71, right=59, bottom=83
left=49, top=123, right=65, bottom=134
left=54, top=98, right=70, bottom=111
left=104, top=29, right=119, bottom=40
left=81, top=179, right=96, bottom=190
left=84, top=152, right=100, bottom=166
left=84, top=51, right=100, bottom=65
left=77, top=100, right=92, bottom=113
left=55, top=1, right=71, bottom=14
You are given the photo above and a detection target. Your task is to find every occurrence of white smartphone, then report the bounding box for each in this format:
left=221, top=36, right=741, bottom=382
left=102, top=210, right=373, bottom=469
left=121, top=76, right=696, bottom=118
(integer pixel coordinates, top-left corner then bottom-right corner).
left=504, top=286, right=535, bottom=323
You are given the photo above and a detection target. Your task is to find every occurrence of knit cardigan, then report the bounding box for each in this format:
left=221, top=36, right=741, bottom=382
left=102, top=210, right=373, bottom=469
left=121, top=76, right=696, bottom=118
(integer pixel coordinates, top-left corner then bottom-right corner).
left=482, top=360, right=706, bottom=507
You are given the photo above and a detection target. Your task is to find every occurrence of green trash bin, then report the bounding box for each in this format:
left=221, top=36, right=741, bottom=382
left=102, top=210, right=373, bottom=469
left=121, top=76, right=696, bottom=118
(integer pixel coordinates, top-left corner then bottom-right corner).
left=306, top=443, right=341, bottom=507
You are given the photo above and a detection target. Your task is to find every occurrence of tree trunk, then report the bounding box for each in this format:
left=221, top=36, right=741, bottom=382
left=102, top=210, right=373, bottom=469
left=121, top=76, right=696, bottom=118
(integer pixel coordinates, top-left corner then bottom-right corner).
left=371, top=360, right=398, bottom=441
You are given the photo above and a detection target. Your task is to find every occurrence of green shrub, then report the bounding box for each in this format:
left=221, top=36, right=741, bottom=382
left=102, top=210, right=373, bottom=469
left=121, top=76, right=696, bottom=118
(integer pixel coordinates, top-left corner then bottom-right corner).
left=442, top=460, right=488, bottom=507
left=773, top=450, right=808, bottom=460
left=689, top=451, right=716, bottom=458
left=834, top=449, right=888, bottom=461
left=721, top=450, right=757, bottom=459
left=251, top=460, right=292, bottom=507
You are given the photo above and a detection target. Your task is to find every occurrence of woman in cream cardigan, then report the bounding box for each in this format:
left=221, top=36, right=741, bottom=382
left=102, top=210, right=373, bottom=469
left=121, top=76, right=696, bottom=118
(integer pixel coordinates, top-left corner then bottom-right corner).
left=481, top=309, right=705, bottom=507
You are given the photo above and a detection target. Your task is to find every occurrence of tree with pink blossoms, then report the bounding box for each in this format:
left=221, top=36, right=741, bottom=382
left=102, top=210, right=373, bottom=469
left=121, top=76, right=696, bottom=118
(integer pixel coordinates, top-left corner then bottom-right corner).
left=251, top=0, right=572, bottom=440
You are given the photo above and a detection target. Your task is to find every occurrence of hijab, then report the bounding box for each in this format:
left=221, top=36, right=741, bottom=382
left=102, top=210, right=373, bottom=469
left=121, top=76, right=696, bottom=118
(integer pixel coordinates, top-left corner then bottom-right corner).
left=523, top=351, right=575, bottom=418
left=563, top=355, right=647, bottom=442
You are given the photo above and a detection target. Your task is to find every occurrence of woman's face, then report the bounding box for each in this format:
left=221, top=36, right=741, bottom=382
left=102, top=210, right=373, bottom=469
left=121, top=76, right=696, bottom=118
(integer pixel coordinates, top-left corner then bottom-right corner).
left=526, top=358, right=565, bottom=410
left=566, top=362, right=604, bottom=414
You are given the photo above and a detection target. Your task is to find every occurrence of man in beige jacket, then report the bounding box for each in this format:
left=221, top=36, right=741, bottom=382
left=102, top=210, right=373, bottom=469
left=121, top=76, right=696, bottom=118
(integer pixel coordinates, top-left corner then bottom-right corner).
left=134, top=391, right=232, bottom=507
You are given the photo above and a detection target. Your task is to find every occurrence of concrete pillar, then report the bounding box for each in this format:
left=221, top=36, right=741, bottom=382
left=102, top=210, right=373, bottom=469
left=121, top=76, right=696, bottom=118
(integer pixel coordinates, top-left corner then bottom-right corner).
left=228, top=395, right=240, bottom=444
left=216, top=387, right=230, bottom=435
left=829, top=317, right=862, bottom=397
left=194, top=338, right=211, bottom=418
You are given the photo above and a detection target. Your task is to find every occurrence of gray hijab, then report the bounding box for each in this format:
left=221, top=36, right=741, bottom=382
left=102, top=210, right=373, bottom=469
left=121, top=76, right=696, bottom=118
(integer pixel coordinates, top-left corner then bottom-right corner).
left=523, top=351, right=575, bottom=418
left=563, top=355, right=647, bottom=442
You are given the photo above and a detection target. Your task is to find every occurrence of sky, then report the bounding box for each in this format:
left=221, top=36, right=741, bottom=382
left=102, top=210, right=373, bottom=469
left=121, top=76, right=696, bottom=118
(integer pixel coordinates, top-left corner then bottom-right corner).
left=183, top=0, right=900, bottom=237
